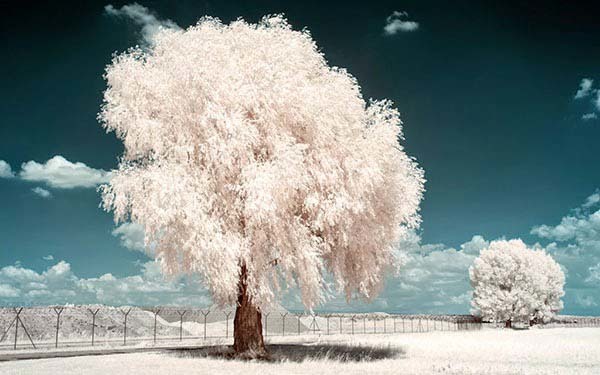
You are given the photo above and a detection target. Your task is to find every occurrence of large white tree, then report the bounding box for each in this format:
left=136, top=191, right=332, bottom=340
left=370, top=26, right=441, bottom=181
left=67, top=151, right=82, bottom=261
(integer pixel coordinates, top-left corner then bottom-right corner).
left=469, top=239, right=565, bottom=327
left=99, top=15, right=425, bottom=355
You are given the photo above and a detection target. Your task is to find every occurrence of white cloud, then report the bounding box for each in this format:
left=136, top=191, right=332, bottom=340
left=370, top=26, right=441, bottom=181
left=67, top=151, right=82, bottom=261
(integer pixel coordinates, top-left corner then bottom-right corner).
left=531, top=206, right=600, bottom=245
left=112, top=222, right=152, bottom=254
left=31, top=187, right=52, bottom=199
left=586, top=263, right=600, bottom=284
left=383, top=11, right=419, bottom=35
left=2, top=191, right=598, bottom=314
left=19, top=155, right=111, bottom=189
left=0, top=284, right=19, bottom=298
left=583, top=191, right=600, bottom=208
left=0, top=260, right=209, bottom=307
left=531, top=191, right=600, bottom=312
left=574, top=78, right=594, bottom=99
left=42, top=255, right=54, bottom=261
left=104, top=3, right=180, bottom=44
left=459, top=235, right=489, bottom=255
left=575, top=295, right=597, bottom=308
left=283, top=233, right=487, bottom=314
left=573, top=78, right=600, bottom=121
left=0, top=160, right=15, bottom=178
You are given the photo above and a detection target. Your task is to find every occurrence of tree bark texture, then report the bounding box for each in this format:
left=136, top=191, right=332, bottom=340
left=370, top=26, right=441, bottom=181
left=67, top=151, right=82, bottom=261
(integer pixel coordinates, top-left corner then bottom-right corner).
left=233, top=264, right=266, bottom=357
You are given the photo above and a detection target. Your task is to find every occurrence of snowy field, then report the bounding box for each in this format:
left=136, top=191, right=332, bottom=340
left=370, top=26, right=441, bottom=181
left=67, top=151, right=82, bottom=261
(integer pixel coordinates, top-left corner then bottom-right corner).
left=1, top=327, right=599, bottom=375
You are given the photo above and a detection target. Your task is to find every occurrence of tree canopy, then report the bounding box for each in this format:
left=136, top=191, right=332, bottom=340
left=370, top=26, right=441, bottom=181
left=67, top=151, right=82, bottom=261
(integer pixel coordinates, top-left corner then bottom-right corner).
left=99, top=15, right=425, bottom=310
left=470, top=239, right=565, bottom=324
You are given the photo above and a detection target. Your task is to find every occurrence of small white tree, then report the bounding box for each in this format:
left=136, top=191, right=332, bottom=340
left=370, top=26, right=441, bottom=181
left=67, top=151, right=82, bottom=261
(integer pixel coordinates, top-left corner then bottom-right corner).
left=99, top=15, right=425, bottom=355
left=469, top=239, right=564, bottom=327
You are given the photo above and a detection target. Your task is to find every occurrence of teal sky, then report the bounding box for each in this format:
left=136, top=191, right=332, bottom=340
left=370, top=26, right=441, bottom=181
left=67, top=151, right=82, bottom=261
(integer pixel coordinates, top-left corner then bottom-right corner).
left=1, top=1, right=599, bottom=315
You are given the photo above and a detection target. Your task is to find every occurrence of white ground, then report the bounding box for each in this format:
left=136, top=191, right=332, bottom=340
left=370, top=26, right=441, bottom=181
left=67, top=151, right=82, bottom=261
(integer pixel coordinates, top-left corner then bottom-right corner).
left=1, top=327, right=599, bottom=375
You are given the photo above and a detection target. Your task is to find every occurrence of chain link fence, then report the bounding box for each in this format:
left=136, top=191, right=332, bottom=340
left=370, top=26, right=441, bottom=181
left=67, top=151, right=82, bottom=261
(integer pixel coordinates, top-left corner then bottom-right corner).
left=537, top=316, right=600, bottom=329
left=0, top=306, right=491, bottom=351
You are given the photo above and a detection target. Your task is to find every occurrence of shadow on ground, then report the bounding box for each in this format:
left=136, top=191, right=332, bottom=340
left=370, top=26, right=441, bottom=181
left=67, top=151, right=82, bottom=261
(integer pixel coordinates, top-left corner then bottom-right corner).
left=168, top=343, right=404, bottom=362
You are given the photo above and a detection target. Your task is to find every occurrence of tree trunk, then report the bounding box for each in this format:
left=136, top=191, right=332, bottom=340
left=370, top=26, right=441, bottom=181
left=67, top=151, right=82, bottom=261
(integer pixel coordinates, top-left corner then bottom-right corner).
left=505, top=320, right=512, bottom=328
left=233, top=264, right=266, bottom=358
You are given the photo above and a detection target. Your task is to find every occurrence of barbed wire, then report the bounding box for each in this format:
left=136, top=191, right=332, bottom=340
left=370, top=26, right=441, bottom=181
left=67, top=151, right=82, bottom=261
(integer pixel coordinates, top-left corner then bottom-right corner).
left=0, top=306, right=597, bottom=351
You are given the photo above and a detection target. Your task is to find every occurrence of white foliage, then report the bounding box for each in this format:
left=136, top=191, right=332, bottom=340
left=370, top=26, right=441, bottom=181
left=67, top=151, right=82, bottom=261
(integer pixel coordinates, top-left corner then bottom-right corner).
left=99, top=15, right=425, bottom=310
left=469, top=239, right=565, bottom=324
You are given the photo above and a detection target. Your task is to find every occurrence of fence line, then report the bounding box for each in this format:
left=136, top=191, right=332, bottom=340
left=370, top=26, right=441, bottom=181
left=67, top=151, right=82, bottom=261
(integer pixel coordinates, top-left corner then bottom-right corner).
left=0, top=306, right=596, bottom=351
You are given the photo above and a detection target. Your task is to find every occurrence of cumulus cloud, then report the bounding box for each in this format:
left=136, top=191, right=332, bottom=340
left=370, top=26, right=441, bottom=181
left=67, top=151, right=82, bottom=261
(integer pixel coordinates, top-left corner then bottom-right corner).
left=0, top=284, right=20, bottom=298
left=574, top=78, right=594, bottom=99
left=31, top=187, right=52, bottom=199
left=42, top=255, right=54, bottom=261
left=0, top=232, right=489, bottom=312
left=531, top=204, right=600, bottom=244
left=583, top=191, right=600, bottom=208
left=586, top=263, right=600, bottom=284
left=112, top=222, right=151, bottom=254
left=573, top=78, right=600, bottom=121
left=3, top=191, right=598, bottom=314
left=19, top=155, right=111, bottom=189
left=104, top=3, right=180, bottom=44
left=283, top=233, right=488, bottom=314
left=376, top=235, right=487, bottom=313
left=0, top=260, right=209, bottom=307
left=0, top=160, right=15, bottom=178
left=383, top=11, right=419, bottom=35
left=531, top=191, right=600, bottom=313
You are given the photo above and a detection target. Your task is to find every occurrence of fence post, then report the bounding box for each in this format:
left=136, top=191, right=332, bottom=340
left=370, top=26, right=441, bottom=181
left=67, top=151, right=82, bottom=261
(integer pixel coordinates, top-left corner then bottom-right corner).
left=201, top=310, right=210, bottom=340
left=264, top=312, right=270, bottom=337
left=152, top=308, right=161, bottom=344
left=121, top=308, right=131, bottom=345
left=53, top=307, right=64, bottom=348
left=88, top=308, right=100, bottom=346
left=339, top=316, right=342, bottom=334
left=225, top=311, right=232, bottom=338
left=8, top=308, right=34, bottom=350
left=373, top=316, right=376, bottom=334
left=363, top=316, right=366, bottom=333
left=20, top=311, right=35, bottom=349
left=177, top=310, right=187, bottom=341
left=297, top=313, right=302, bottom=335
left=281, top=312, right=287, bottom=336
left=326, top=314, right=330, bottom=335
left=384, top=317, right=386, bottom=333
left=13, top=308, right=22, bottom=350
